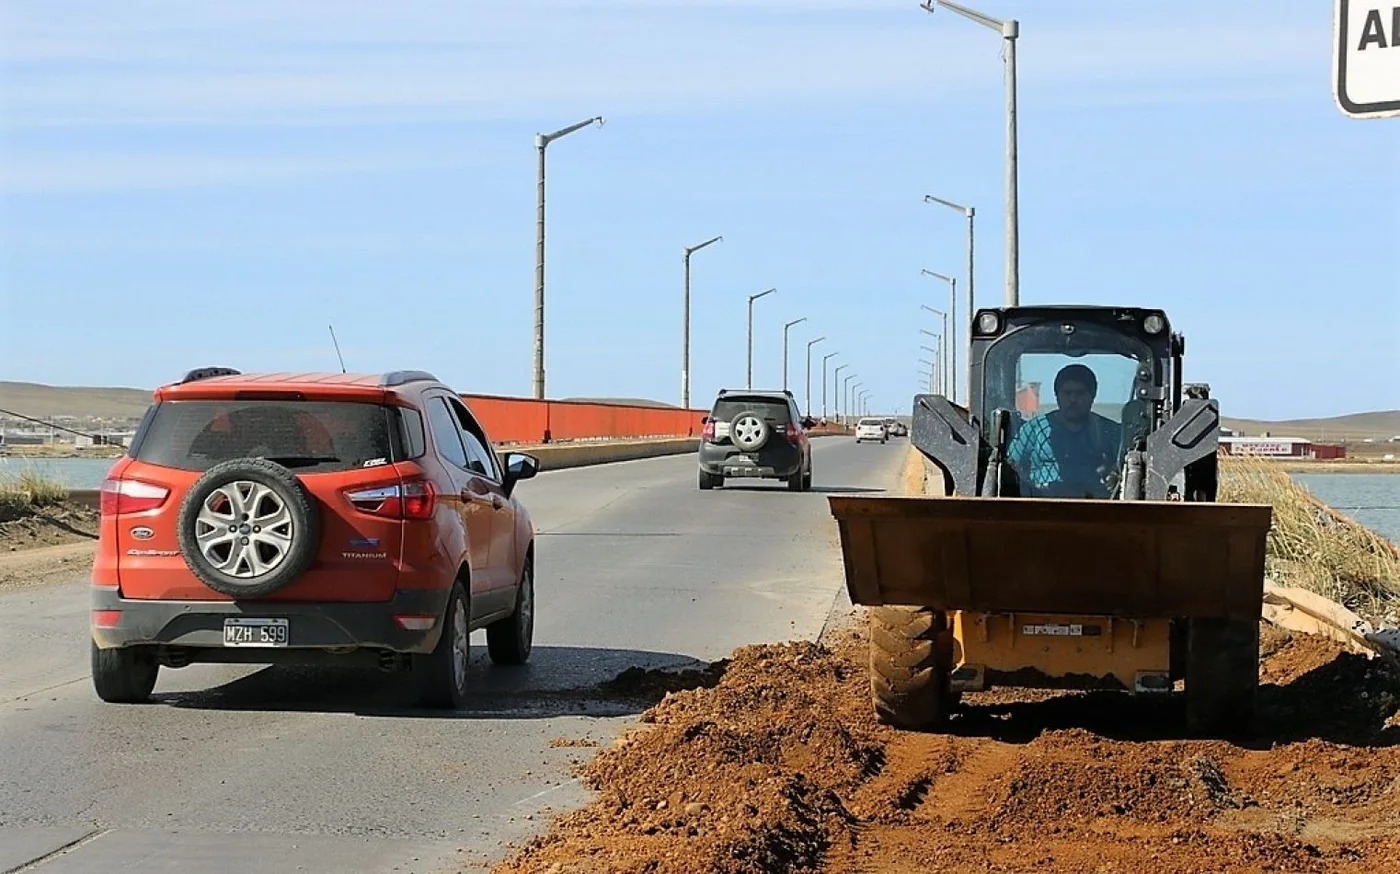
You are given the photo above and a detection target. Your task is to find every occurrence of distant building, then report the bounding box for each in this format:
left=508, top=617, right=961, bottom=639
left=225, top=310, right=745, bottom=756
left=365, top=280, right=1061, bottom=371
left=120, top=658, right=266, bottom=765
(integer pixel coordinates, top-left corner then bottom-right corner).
left=1219, top=436, right=1346, bottom=460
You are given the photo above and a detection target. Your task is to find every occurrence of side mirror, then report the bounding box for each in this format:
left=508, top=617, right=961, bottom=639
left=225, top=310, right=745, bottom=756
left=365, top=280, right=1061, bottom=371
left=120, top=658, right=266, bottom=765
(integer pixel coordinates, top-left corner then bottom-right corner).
left=801, top=417, right=816, bottom=429
left=502, top=452, right=539, bottom=497
left=701, top=415, right=710, bottom=424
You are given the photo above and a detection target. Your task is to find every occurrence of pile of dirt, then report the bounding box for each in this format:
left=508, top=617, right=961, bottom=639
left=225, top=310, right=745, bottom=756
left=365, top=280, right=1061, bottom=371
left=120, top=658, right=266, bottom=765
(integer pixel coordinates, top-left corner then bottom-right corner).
left=489, top=623, right=1400, bottom=874
left=0, top=501, right=99, bottom=552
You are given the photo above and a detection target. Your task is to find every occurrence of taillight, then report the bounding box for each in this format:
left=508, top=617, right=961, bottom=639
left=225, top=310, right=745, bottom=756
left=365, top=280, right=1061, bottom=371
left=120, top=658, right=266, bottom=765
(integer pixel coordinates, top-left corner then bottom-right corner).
left=702, top=421, right=716, bottom=441
left=99, top=478, right=170, bottom=516
left=346, top=480, right=436, bottom=520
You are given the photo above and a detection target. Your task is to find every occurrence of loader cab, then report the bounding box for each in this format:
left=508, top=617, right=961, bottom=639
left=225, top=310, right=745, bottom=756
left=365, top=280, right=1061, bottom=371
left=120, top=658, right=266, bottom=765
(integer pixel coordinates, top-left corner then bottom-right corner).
left=968, top=306, right=1177, bottom=499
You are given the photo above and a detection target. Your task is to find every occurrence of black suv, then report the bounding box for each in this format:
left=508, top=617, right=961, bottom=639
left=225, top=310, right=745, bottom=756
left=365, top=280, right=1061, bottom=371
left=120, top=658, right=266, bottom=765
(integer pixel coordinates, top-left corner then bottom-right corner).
left=698, top=390, right=814, bottom=491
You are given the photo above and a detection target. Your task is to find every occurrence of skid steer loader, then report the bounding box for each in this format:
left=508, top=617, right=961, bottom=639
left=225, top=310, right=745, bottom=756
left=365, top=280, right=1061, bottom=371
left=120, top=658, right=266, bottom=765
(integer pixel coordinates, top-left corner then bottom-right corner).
left=828, top=305, right=1274, bottom=737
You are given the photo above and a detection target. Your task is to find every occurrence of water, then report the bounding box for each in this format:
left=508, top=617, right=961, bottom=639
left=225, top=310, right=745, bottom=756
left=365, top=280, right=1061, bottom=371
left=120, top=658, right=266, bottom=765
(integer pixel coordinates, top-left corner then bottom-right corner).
left=5, top=456, right=1398, bottom=544
left=1291, top=473, right=1400, bottom=544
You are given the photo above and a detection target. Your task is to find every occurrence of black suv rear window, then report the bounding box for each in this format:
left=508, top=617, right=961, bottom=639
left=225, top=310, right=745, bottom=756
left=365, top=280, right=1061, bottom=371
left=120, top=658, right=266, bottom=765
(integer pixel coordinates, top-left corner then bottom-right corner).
left=132, top=400, right=400, bottom=473
left=711, top=397, right=792, bottom=423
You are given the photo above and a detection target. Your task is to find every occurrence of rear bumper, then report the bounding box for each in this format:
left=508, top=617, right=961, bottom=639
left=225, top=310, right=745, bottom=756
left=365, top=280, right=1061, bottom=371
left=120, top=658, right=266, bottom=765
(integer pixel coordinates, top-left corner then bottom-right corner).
left=697, top=441, right=802, bottom=477
left=90, top=586, right=453, bottom=656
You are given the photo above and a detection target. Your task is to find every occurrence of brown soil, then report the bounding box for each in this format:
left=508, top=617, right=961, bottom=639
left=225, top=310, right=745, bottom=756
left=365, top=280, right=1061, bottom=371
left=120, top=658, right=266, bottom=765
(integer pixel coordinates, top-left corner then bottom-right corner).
left=0, top=501, right=99, bottom=553
left=488, top=621, right=1400, bottom=874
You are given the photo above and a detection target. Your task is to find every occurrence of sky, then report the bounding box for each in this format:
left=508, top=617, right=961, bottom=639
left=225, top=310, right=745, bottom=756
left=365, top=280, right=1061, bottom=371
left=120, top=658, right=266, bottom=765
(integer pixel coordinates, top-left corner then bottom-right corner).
left=1, top=0, right=1397, bottom=421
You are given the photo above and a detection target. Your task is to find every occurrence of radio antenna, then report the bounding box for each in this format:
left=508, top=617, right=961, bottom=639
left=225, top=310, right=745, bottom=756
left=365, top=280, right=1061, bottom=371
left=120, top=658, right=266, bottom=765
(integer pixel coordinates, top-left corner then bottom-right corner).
left=328, top=325, right=347, bottom=373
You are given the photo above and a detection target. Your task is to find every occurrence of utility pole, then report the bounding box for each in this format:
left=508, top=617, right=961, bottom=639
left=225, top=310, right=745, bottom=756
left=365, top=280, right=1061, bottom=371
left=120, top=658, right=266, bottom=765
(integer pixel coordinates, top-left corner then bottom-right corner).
left=534, top=115, right=604, bottom=399
left=821, top=351, right=839, bottom=420
left=746, top=288, right=776, bottom=389
left=781, top=317, right=807, bottom=393
left=921, top=0, right=1017, bottom=305
left=681, top=235, right=723, bottom=408
left=804, top=336, right=826, bottom=418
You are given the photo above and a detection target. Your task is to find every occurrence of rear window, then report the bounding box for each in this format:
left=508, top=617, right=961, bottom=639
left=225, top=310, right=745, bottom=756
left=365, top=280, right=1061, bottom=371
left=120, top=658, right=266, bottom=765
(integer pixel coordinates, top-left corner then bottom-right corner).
left=859, top=418, right=882, bottom=426
left=711, top=397, right=792, bottom=423
left=131, top=399, right=401, bottom=473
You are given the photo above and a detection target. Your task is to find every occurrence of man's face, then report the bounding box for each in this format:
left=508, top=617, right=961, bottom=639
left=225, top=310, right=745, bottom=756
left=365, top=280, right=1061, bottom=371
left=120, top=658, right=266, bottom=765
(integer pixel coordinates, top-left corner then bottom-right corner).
left=1055, top=379, right=1094, bottom=422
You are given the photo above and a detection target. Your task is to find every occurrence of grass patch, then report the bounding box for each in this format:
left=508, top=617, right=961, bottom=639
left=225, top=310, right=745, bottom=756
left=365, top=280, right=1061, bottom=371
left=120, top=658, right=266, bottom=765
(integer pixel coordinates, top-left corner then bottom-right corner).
left=0, top=469, right=70, bottom=522
left=1219, top=454, right=1400, bottom=623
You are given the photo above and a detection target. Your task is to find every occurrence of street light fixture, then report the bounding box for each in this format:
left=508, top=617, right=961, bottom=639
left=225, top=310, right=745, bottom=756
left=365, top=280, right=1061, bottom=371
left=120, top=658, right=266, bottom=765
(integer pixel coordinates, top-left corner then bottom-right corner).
left=921, top=0, right=1018, bottom=306
left=681, top=235, right=723, bottom=408
left=844, top=374, right=858, bottom=421
left=805, top=336, right=827, bottom=418
left=782, top=317, right=807, bottom=392
left=534, top=115, right=605, bottom=399
left=821, top=351, right=839, bottom=420
left=921, top=269, right=959, bottom=403
left=746, top=287, right=777, bottom=389
left=851, top=381, right=863, bottom=420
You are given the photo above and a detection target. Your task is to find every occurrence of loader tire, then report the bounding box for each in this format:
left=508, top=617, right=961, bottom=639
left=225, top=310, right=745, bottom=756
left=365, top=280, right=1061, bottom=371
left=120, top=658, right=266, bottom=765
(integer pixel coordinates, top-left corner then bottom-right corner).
left=1184, top=617, right=1259, bottom=739
left=869, top=605, right=954, bottom=730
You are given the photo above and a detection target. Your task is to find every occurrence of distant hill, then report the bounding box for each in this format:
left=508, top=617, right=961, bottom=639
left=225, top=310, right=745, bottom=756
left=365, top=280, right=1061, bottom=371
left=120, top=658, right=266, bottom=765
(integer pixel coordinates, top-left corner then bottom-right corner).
left=0, top=381, right=153, bottom=420
left=1221, top=410, right=1400, bottom=441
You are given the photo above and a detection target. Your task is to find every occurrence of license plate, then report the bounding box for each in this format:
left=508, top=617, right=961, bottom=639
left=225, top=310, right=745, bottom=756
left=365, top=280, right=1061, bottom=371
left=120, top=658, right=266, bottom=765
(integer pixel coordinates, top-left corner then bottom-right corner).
left=725, top=467, right=764, bottom=477
left=223, top=617, right=290, bottom=647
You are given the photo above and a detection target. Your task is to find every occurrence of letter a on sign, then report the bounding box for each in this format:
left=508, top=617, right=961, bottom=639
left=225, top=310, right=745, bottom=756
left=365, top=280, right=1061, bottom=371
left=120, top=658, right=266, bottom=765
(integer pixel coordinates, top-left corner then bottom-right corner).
left=1334, top=0, right=1400, bottom=117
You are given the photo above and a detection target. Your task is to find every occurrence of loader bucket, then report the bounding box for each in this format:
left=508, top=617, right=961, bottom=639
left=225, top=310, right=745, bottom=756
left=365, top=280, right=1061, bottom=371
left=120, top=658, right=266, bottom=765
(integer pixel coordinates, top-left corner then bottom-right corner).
left=828, top=496, right=1274, bottom=622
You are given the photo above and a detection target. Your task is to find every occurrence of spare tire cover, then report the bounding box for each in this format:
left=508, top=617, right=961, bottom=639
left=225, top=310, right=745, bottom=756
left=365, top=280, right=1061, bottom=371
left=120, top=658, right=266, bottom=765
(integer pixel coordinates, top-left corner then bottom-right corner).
left=177, top=457, right=321, bottom=599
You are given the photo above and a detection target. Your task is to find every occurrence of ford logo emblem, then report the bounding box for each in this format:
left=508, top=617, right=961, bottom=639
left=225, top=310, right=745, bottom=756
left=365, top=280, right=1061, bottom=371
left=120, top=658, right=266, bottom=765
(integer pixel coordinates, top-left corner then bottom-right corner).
left=130, top=527, right=155, bottom=541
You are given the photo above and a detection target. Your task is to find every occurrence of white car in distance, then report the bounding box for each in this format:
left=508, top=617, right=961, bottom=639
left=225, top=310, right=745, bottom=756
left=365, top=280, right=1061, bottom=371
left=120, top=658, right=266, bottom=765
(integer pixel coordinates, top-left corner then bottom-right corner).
left=855, top=418, right=887, bottom=444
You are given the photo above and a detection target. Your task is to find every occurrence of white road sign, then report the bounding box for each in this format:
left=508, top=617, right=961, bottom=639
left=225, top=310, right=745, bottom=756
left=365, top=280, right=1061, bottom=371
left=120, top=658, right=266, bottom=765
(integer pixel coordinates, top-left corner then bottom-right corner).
left=1334, top=1, right=1400, bottom=118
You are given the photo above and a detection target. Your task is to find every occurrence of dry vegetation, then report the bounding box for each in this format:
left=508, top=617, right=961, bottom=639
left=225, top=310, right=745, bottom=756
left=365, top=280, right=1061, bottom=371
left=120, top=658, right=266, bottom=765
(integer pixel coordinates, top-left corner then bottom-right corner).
left=0, top=469, right=70, bottom=522
left=1219, top=454, right=1400, bottom=626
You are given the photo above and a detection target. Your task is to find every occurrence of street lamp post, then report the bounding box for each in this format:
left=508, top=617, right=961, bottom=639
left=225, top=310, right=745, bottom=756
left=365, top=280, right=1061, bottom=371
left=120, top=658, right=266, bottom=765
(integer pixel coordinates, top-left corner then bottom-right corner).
left=681, top=235, right=723, bottom=408
left=921, top=0, right=1018, bottom=306
left=746, top=287, right=776, bottom=389
left=821, top=351, right=839, bottom=420
left=921, top=306, right=949, bottom=397
left=805, top=336, right=826, bottom=418
left=782, top=317, right=807, bottom=393
left=844, top=374, right=858, bottom=421
left=920, top=328, right=943, bottom=395
left=850, top=381, right=863, bottom=420
left=924, top=194, right=975, bottom=321
left=534, top=115, right=604, bottom=399
left=921, top=269, right=958, bottom=403
left=833, top=364, right=849, bottom=423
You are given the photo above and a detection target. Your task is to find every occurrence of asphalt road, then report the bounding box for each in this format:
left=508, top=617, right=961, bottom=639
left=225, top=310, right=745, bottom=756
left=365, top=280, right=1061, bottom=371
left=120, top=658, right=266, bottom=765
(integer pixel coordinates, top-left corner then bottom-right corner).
left=0, top=436, right=906, bottom=874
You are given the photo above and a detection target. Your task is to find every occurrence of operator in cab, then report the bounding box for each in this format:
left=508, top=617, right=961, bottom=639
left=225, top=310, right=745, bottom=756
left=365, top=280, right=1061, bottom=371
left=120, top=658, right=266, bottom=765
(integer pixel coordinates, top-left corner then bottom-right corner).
left=1006, top=363, right=1122, bottom=498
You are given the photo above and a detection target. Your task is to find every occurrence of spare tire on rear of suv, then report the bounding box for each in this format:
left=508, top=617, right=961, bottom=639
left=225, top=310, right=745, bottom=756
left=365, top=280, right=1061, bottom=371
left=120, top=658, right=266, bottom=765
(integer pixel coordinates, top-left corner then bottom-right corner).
left=177, top=458, right=321, bottom=599
left=729, top=412, right=771, bottom=452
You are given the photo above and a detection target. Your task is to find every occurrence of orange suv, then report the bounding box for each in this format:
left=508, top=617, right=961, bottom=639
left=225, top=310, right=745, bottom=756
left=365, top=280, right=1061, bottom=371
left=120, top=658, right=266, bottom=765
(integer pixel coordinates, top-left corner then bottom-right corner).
left=90, top=367, right=539, bottom=709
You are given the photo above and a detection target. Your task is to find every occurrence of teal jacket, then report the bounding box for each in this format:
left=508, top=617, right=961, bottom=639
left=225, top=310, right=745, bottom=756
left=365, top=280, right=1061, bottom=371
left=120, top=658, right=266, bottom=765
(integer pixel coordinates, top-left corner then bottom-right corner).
left=1005, top=410, right=1122, bottom=497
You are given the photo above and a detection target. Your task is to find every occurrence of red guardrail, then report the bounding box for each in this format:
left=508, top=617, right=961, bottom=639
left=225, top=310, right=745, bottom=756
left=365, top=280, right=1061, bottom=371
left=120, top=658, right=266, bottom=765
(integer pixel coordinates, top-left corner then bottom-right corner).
left=457, top=393, right=852, bottom=445
left=459, top=394, right=705, bottom=445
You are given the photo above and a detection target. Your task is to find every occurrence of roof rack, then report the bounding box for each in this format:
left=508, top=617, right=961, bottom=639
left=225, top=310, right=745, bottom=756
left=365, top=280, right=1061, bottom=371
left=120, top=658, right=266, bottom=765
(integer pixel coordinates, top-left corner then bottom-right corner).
left=380, top=370, right=439, bottom=387
left=180, top=367, right=241, bottom=384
